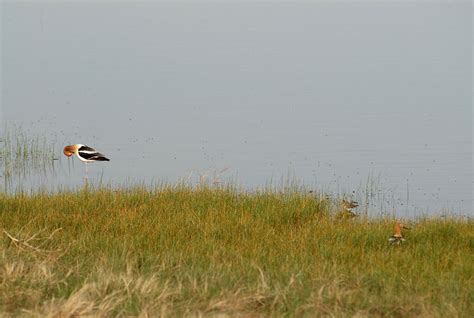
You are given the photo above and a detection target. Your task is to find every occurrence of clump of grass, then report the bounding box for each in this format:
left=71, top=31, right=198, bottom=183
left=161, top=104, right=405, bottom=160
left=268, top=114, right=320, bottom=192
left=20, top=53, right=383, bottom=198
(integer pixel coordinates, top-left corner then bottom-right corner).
left=0, top=125, right=58, bottom=188
left=0, top=185, right=472, bottom=316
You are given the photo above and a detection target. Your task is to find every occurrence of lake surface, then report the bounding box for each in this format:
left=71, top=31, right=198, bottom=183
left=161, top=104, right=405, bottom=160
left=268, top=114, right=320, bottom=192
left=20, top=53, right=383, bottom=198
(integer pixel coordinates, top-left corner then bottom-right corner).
left=1, top=1, right=472, bottom=216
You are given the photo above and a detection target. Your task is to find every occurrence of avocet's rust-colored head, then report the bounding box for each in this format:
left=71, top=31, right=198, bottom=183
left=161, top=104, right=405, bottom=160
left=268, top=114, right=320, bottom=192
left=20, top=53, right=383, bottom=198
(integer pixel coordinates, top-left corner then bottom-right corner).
left=63, top=144, right=77, bottom=157
left=394, top=221, right=409, bottom=237
left=394, top=221, right=402, bottom=237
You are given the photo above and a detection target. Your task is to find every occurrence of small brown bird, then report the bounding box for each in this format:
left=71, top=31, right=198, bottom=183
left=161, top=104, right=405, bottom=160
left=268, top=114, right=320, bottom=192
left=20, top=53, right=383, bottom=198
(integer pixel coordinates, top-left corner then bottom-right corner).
left=342, top=199, right=359, bottom=211
left=340, top=199, right=359, bottom=218
left=388, top=221, right=409, bottom=245
left=337, top=199, right=359, bottom=219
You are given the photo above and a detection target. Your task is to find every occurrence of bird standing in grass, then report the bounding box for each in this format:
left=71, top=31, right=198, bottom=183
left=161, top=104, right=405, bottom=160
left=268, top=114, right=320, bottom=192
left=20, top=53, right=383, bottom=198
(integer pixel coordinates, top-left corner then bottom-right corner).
left=63, top=144, right=110, bottom=177
left=388, top=221, right=408, bottom=245
left=342, top=199, right=359, bottom=211
left=341, top=199, right=359, bottom=218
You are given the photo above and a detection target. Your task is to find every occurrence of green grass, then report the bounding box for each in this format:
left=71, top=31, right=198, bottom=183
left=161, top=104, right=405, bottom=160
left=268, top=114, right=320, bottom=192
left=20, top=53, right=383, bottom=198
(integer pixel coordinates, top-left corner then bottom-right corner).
left=0, top=185, right=472, bottom=317
left=0, top=125, right=58, bottom=187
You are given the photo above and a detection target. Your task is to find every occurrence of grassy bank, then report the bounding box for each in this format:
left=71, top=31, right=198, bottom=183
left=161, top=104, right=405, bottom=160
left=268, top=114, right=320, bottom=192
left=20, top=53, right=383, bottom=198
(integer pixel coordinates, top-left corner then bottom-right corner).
left=0, top=186, right=472, bottom=317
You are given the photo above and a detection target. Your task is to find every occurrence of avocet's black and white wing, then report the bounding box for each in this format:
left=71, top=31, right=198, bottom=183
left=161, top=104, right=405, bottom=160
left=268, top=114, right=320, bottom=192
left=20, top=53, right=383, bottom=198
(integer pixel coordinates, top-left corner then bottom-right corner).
left=388, top=235, right=405, bottom=245
left=76, top=144, right=110, bottom=162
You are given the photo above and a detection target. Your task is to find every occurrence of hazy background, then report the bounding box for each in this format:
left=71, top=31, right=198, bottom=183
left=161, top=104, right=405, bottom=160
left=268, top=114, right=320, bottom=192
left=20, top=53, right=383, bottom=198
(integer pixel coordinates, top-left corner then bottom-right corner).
left=1, top=1, right=472, bottom=215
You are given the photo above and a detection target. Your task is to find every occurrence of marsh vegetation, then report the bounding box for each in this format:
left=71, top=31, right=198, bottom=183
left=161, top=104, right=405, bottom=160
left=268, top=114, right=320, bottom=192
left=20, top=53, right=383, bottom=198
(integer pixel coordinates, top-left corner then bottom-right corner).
left=0, top=125, right=58, bottom=189
left=0, top=186, right=472, bottom=316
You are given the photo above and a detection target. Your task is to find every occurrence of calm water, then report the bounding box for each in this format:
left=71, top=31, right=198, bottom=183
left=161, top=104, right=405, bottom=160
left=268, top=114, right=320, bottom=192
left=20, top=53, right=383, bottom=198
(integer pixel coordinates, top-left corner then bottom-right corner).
left=1, top=1, right=472, bottom=216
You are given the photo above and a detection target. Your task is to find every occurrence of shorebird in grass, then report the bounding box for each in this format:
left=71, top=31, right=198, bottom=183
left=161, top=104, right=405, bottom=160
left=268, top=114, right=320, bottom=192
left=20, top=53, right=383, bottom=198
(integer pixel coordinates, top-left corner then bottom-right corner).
left=388, top=221, right=409, bottom=245
left=63, top=144, right=110, bottom=176
left=341, top=199, right=359, bottom=218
